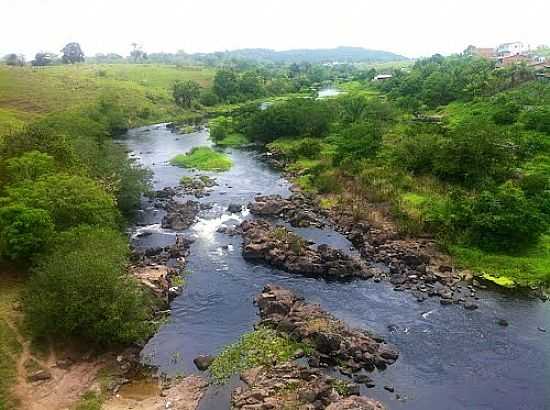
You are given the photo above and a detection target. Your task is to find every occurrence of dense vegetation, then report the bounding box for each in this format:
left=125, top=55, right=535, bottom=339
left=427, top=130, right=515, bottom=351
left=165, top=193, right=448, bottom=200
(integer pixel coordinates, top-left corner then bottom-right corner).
left=0, top=88, right=156, bottom=346
left=223, top=55, right=550, bottom=286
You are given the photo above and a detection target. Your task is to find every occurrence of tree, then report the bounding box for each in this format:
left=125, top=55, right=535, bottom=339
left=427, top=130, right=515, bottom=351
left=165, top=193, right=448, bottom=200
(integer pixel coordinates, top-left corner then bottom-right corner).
left=239, top=71, right=264, bottom=98
left=3, top=174, right=118, bottom=230
left=61, top=42, right=85, bottom=64
left=173, top=80, right=201, bottom=108
left=130, top=43, right=147, bottom=62
left=5, top=151, right=56, bottom=182
left=3, top=53, right=25, bottom=66
left=31, top=52, right=57, bottom=66
left=0, top=205, right=54, bottom=260
left=213, top=69, right=239, bottom=101
left=25, top=226, right=153, bottom=345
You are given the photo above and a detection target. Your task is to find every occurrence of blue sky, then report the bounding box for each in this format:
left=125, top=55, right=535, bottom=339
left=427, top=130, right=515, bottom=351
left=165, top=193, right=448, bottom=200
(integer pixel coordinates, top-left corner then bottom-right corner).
left=1, top=0, right=549, bottom=59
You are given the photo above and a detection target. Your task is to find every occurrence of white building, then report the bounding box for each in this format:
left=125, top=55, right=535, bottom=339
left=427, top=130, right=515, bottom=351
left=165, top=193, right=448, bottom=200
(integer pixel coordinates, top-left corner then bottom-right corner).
left=496, top=42, right=528, bottom=57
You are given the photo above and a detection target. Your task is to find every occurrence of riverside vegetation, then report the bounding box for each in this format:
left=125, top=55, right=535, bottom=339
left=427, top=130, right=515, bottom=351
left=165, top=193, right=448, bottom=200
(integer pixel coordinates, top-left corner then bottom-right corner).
left=210, top=55, right=550, bottom=287
left=1, top=48, right=549, bottom=408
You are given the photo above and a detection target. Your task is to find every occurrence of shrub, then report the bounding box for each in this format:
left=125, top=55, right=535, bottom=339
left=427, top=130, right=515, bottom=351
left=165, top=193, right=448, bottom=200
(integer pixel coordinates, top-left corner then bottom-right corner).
left=3, top=174, right=118, bottom=230
left=25, top=226, right=153, bottom=345
left=432, top=119, right=517, bottom=186
left=0, top=205, right=54, bottom=260
left=492, top=101, right=520, bottom=125
left=199, top=90, right=220, bottom=107
left=173, top=80, right=201, bottom=108
left=333, top=122, right=383, bottom=166
left=461, top=182, right=547, bottom=250
left=5, top=151, right=56, bottom=182
left=521, top=107, right=550, bottom=134
left=245, top=99, right=332, bottom=143
left=0, top=123, right=78, bottom=167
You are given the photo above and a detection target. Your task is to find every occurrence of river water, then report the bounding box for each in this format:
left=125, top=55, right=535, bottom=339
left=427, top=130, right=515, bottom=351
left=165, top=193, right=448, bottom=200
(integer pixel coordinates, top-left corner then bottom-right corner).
left=122, top=124, right=550, bottom=410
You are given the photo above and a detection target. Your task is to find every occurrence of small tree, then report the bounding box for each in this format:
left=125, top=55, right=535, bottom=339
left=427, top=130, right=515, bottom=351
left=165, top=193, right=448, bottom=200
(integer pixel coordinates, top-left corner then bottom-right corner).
left=0, top=205, right=54, bottom=261
left=173, top=80, right=201, bottom=108
left=130, top=43, right=147, bottom=62
left=4, top=53, right=25, bottom=66
left=31, top=52, right=57, bottom=66
left=61, top=42, right=85, bottom=64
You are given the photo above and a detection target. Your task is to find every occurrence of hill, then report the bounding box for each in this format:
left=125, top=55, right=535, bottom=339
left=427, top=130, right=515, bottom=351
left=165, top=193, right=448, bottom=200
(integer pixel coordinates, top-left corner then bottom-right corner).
left=194, top=46, right=408, bottom=64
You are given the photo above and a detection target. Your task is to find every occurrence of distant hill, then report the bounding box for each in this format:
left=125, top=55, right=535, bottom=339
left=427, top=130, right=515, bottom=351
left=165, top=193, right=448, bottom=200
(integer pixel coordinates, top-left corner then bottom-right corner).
left=193, top=47, right=408, bottom=64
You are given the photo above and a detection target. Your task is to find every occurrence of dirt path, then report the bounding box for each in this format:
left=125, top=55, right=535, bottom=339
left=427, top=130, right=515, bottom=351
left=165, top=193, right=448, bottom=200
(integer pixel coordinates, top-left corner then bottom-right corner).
left=6, top=319, right=103, bottom=410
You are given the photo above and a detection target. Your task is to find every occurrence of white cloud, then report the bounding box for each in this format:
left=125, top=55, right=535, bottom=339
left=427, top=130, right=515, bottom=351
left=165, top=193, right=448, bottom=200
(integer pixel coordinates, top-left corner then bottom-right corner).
left=1, top=0, right=549, bottom=59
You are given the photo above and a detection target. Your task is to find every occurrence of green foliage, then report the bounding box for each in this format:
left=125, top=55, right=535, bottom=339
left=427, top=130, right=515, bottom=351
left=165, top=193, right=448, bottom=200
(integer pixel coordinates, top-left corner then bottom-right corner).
left=466, top=182, right=547, bottom=250
left=25, top=226, right=153, bottom=345
left=213, top=69, right=240, bottom=101
left=0, top=205, right=54, bottom=261
left=432, top=119, right=517, bottom=186
left=170, top=147, right=233, bottom=171
left=245, top=99, right=332, bottom=142
left=379, top=55, right=535, bottom=109
left=3, top=174, right=118, bottom=230
left=200, top=89, right=220, bottom=106
left=521, top=107, right=550, bottom=134
left=209, top=327, right=309, bottom=383
left=173, top=80, right=201, bottom=108
left=0, top=123, right=78, bottom=167
left=333, top=122, right=383, bottom=166
left=5, top=151, right=56, bottom=182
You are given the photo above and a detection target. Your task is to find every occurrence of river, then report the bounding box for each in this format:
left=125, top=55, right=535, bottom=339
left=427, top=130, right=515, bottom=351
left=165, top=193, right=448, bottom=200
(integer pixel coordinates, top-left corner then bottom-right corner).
left=122, top=124, right=550, bottom=410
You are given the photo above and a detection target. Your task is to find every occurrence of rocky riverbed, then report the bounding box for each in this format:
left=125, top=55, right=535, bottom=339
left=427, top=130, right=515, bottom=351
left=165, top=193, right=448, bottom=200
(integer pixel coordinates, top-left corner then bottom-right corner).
left=121, top=124, right=550, bottom=410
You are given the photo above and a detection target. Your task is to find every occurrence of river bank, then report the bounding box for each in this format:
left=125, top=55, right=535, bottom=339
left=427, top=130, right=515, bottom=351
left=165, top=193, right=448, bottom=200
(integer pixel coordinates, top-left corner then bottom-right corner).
left=116, top=123, right=550, bottom=410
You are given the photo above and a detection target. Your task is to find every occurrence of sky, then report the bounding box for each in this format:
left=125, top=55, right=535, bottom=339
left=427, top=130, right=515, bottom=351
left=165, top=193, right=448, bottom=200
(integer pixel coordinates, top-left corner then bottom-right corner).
left=1, top=0, right=549, bottom=59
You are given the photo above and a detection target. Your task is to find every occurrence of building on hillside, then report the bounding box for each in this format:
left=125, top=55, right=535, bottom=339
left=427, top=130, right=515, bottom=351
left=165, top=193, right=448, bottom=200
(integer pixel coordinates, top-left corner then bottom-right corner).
left=464, top=45, right=495, bottom=59
left=373, top=74, right=393, bottom=81
left=496, top=41, right=528, bottom=57
left=496, top=53, right=532, bottom=67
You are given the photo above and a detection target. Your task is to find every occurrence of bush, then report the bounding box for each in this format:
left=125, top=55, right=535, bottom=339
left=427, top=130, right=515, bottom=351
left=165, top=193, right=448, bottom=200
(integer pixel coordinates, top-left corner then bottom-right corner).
left=200, top=90, right=220, bottom=106
left=521, top=107, right=550, bottom=134
left=25, top=226, right=153, bottom=345
left=0, top=205, right=54, bottom=260
left=245, top=99, right=332, bottom=143
left=3, top=174, right=118, bottom=230
left=5, top=151, right=56, bottom=182
left=492, top=101, right=520, bottom=125
left=173, top=80, right=201, bottom=108
left=389, top=126, right=442, bottom=174
left=457, top=182, right=547, bottom=250
left=333, top=122, right=383, bottom=166
left=432, top=119, right=517, bottom=186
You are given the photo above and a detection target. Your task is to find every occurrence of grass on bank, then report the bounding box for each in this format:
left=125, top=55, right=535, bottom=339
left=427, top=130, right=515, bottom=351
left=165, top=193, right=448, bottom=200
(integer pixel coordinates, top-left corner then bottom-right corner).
left=0, top=64, right=215, bottom=134
left=0, top=270, right=24, bottom=410
left=170, top=147, right=233, bottom=171
left=209, top=328, right=310, bottom=383
left=450, top=235, right=550, bottom=287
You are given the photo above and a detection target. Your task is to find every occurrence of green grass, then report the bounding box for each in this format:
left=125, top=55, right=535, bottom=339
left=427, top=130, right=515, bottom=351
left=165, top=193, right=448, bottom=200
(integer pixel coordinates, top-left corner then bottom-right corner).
left=209, top=328, right=310, bottom=383
left=0, top=64, right=214, bottom=132
left=214, top=133, right=250, bottom=147
left=170, top=147, right=233, bottom=171
left=450, top=235, right=550, bottom=287
left=0, top=271, right=24, bottom=410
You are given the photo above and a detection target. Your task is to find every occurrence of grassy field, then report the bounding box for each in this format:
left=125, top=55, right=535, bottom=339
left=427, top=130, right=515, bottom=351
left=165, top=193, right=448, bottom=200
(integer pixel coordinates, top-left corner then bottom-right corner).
left=0, top=64, right=215, bottom=134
